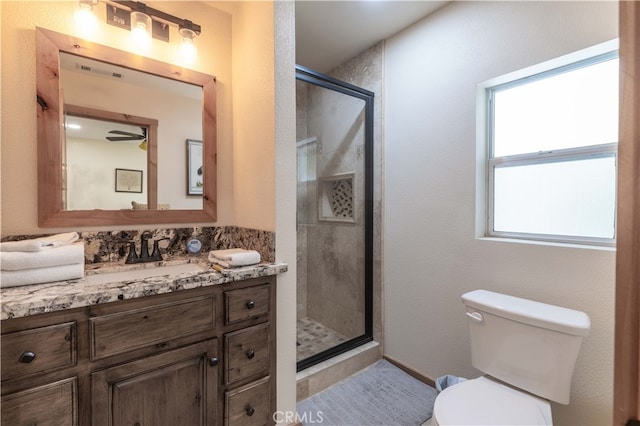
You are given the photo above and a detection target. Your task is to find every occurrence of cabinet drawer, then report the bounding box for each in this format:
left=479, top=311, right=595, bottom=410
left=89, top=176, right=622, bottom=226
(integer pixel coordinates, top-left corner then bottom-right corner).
left=90, top=295, right=215, bottom=360
left=1, top=377, right=78, bottom=426
left=225, top=284, right=270, bottom=324
left=225, top=322, right=270, bottom=385
left=1, top=322, right=76, bottom=381
left=225, top=376, right=271, bottom=426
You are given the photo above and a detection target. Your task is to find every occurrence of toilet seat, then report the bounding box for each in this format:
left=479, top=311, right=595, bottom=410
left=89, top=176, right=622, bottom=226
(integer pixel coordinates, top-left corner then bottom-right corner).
left=432, top=376, right=553, bottom=425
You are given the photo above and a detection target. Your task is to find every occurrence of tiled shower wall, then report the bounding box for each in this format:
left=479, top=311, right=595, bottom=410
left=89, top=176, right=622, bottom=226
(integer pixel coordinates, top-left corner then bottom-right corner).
left=296, top=43, right=384, bottom=342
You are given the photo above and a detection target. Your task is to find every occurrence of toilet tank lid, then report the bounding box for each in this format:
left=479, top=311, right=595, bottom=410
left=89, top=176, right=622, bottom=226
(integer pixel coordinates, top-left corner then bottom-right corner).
left=462, top=290, right=591, bottom=336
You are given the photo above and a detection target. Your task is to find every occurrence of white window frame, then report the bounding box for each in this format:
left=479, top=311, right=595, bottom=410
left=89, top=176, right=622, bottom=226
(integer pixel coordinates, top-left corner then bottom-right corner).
left=476, top=40, right=619, bottom=247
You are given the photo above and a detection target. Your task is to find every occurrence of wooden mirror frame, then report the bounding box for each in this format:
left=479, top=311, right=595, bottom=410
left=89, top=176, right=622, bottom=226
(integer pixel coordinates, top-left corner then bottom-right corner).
left=36, top=27, right=217, bottom=227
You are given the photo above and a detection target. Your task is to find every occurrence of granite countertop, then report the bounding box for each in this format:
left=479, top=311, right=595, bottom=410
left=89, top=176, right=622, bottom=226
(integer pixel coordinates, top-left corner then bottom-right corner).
left=1, top=258, right=288, bottom=321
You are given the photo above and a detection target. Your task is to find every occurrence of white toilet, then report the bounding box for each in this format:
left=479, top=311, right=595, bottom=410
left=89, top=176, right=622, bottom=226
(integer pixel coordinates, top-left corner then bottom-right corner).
left=431, top=289, right=590, bottom=425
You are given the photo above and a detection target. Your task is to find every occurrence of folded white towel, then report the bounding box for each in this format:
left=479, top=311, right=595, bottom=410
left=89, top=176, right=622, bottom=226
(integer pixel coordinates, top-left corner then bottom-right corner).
left=0, top=263, right=85, bottom=288
left=208, top=248, right=261, bottom=267
left=0, top=232, right=80, bottom=252
left=0, top=242, right=85, bottom=271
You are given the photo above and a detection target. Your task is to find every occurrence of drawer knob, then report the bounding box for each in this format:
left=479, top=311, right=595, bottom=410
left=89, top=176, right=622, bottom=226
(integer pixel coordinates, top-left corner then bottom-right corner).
left=246, top=349, right=255, bottom=359
left=246, top=300, right=256, bottom=309
left=246, top=406, right=255, bottom=417
left=19, top=351, right=36, bottom=364
left=209, top=357, right=219, bottom=366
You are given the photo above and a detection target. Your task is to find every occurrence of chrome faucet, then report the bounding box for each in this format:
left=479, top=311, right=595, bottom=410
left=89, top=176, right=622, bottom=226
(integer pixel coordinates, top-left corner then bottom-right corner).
left=125, top=232, right=168, bottom=264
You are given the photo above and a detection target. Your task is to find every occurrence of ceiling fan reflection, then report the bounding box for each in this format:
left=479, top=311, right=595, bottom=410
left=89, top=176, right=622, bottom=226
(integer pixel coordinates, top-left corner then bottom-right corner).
left=105, top=128, right=147, bottom=142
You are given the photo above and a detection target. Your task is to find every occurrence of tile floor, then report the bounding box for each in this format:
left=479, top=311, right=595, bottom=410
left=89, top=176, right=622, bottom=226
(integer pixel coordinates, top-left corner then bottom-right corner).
left=297, top=316, right=349, bottom=361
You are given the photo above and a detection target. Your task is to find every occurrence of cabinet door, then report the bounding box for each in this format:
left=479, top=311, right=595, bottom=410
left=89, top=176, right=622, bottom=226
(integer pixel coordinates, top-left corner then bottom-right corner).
left=1, top=377, right=78, bottom=426
left=92, top=339, right=218, bottom=426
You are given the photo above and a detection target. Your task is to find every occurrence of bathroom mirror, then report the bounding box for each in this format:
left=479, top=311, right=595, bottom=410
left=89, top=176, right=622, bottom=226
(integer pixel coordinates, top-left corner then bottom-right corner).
left=36, top=27, right=217, bottom=227
left=63, top=105, right=158, bottom=211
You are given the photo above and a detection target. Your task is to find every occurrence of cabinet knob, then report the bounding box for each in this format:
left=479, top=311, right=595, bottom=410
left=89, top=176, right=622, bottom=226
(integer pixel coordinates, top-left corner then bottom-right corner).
left=19, top=351, right=36, bottom=364
left=209, top=357, right=219, bottom=366
left=246, top=406, right=255, bottom=417
left=246, top=300, right=255, bottom=309
left=246, top=350, right=255, bottom=359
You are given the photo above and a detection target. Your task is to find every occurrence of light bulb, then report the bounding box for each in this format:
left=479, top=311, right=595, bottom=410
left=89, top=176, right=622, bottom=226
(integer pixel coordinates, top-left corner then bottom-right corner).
left=130, top=11, right=152, bottom=49
left=179, top=27, right=198, bottom=65
left=74, top=1, right=98, bottom=37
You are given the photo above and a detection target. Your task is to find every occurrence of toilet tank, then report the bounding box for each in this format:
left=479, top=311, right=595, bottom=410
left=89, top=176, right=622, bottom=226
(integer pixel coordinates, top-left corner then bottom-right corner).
left=461, top=290, right=590, bottom=405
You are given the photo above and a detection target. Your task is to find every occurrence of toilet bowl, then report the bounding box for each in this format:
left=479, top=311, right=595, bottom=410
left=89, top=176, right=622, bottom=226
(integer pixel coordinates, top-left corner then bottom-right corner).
left=430, top=289, right=590, bottom=426
left=432, top=376, right=552, bottom=425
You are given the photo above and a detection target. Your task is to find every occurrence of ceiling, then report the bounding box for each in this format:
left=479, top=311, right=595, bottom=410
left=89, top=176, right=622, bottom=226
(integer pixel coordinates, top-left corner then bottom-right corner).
left=295, top=0, right=449, bottom=73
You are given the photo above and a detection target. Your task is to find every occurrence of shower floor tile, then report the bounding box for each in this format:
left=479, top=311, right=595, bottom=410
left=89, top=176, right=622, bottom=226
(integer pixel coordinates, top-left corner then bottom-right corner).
left=297, top=316, right=349, bottom=361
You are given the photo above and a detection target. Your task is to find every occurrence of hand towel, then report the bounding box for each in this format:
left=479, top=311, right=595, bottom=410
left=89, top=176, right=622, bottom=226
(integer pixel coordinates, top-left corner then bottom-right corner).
left=208, top=248, right=261, bottom=267
left=0, top=242, right=85, bottom=271
left=0, top=263, right=85, bottom=288
left=0, top=232, right=79, bottom=252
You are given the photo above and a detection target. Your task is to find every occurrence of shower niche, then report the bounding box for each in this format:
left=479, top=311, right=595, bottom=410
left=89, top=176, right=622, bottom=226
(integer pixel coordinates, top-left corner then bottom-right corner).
left=295, top=65, right=373, bottom=371
left=318, top=172, right=355, bottom=223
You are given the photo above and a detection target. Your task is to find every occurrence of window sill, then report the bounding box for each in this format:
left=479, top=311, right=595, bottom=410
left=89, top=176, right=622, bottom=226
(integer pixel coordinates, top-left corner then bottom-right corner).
left=477, top=236, right=616, bottom=252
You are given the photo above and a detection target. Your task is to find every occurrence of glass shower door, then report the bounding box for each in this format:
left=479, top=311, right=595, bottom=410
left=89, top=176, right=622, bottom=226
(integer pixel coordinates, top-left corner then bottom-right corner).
left=295, top=65, right=373, bottom=371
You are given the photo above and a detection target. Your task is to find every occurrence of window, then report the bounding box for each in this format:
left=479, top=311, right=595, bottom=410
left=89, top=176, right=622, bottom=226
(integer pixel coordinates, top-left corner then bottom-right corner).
left=478, top=41, right=619, bottom=246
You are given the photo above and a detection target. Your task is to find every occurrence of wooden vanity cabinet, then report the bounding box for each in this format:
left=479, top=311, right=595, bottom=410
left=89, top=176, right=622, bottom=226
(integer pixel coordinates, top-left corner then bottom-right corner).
left=0, top=276, right=276, bottom=426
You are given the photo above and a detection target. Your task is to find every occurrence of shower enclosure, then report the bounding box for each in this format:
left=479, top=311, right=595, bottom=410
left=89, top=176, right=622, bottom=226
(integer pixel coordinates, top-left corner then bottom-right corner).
left=295, top=65, right=373, bottom=371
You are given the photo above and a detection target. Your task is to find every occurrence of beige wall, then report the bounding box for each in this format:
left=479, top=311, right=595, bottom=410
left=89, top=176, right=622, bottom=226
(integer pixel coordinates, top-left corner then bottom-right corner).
left=230, top=1, right=276, bottom=232
left=66, top=136, right=148, bottom=209
left=383, top=2, right=617, bottom=425
left=0, top=0, right=277, bottom=235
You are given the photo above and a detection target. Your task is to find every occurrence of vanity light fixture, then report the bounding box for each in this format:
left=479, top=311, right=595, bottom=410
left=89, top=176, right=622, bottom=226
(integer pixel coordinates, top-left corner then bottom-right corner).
left=90, top=1, right=202, bottom=46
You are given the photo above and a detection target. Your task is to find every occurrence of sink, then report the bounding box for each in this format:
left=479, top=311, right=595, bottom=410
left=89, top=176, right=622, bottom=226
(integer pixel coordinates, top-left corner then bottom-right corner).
left=85, top=263, right=207, bottom=286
